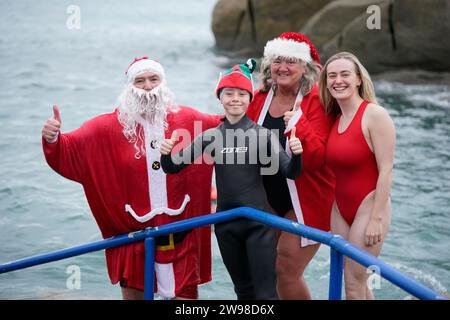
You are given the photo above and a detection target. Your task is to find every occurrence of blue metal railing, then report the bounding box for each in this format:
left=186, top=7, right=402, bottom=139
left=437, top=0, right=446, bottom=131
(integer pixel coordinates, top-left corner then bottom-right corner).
left=0, top=207, right=446, bottom=300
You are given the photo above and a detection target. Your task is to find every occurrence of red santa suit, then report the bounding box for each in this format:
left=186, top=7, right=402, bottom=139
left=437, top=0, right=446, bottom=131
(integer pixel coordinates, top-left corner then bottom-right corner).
left=247, top=85, right=335, bottom=246
left=43, top=106, right=220, bottom=298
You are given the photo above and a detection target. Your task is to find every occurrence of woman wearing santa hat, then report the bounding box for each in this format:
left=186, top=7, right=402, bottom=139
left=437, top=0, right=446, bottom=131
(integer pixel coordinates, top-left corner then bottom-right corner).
left=247, top=32, right=336, bottom=299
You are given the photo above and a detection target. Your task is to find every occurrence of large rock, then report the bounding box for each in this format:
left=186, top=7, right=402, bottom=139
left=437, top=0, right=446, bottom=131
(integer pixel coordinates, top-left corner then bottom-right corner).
left=393, top=0, right=450, bottom=71
left=212, top=0, right=450, bottom=73
left=321, top=1, right=394, bottom=73
left=313, top=0, right=450, bottom=73
left=212, top=0, right=333, bottom=55
left=211, top=0, right=248, bottom=52
left=301, top=0, right=389, bottom=53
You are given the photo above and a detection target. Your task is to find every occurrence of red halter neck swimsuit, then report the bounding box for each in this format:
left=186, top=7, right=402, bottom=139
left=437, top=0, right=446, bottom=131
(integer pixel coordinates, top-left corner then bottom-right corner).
left=326, top=100, right=379, bottom=226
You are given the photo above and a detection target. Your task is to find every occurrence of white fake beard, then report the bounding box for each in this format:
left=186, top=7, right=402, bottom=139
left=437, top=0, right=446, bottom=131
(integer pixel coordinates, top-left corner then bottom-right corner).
left=117, top=82, right=177, bottom=158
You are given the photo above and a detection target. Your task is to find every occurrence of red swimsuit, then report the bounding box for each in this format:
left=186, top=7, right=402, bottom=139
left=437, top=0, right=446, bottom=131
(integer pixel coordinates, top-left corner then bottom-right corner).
left=326, top=100, right=378, bottom=226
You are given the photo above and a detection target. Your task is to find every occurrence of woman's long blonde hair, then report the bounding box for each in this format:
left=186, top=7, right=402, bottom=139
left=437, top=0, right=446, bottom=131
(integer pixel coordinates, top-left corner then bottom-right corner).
left=318, top=52, right=378, bottom=115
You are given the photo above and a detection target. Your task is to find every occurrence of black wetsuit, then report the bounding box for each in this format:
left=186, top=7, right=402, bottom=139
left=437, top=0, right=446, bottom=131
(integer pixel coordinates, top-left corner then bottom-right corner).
left=161, top=115, right=302, bottom=300
left=262, top=112, right=294, bottom=217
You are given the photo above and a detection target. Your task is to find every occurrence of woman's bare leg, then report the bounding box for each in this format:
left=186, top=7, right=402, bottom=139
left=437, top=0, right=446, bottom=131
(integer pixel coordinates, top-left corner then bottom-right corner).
left=276, top=210, right=321, bottom=300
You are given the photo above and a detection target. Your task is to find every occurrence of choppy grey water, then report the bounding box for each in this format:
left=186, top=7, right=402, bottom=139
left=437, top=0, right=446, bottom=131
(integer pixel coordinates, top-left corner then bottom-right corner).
left=0, top=0, right=449, bottom=300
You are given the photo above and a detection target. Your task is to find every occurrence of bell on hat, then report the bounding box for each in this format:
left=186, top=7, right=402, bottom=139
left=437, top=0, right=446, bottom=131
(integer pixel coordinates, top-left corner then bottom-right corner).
left=263, top=32, right=320, bottom=64
left=215, top=58, right=257, bottom=101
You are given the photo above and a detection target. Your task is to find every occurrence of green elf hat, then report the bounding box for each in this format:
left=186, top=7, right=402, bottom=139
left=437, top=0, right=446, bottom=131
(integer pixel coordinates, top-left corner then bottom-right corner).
left=215, top=58, right=257, bottom=101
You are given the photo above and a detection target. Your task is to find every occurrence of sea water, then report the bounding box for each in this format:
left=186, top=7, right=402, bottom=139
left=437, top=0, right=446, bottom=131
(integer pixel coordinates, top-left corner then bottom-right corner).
left=0, top=0, right=448, bottom=299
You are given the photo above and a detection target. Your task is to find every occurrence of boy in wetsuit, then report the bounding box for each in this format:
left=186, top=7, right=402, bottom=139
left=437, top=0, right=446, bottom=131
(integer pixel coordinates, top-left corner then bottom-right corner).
left=160, top=59, right=303, bottom=300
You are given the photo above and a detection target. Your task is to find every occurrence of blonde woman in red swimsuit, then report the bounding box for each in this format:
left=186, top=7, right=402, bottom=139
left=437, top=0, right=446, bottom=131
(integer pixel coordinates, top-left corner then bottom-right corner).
left=320, top=52, right=396, bottom=300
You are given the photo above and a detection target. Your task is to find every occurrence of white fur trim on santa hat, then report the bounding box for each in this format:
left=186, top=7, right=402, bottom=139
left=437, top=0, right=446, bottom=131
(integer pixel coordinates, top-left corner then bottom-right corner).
left=264, top=39, right=312, bottom=63
left=126, top=58, right=165, bottom=83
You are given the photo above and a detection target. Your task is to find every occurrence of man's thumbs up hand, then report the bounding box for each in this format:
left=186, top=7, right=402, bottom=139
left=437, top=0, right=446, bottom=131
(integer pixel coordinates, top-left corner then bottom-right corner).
left=42, top=105, right=62, bottom=143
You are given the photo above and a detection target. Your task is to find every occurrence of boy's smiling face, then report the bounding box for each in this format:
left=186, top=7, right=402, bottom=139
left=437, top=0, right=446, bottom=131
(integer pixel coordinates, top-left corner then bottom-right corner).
left=220, top=87, right=251, bottom=120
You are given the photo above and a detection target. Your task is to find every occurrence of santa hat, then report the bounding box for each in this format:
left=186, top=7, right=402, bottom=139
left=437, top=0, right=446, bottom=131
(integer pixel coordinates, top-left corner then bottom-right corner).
left=215, top=58, right=257, bottom=100
left=263, top=32, right=320, bottom=64
left=125, top=56, right=165, bottom=83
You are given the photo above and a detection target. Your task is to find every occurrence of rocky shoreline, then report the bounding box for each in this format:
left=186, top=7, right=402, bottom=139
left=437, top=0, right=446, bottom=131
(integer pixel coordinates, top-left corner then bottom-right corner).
left=212, top=0, right=450, bottom=76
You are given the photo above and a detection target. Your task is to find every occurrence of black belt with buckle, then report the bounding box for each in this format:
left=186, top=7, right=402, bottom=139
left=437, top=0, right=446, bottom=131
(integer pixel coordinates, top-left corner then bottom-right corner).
left=155, top=230, right=191, bottom=248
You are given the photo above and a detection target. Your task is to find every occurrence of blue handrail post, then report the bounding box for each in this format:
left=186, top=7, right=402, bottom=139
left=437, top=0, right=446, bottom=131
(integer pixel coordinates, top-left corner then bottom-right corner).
left=144, top=237, right=155, bottom=300
left=329, top=247, right=344, bottom=300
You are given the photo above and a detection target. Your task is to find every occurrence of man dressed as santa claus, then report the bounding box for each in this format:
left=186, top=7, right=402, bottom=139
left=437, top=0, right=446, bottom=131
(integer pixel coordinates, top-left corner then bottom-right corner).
left=42, top=57, right=220, bottom=299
